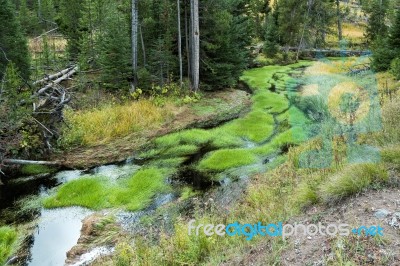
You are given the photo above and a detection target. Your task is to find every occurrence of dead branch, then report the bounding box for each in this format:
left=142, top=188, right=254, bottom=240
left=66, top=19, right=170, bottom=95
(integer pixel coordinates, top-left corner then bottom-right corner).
left=33, top=66, right=73, bottom=86
left=34, top=66, right=78, bottom=96
left=3, top=159, right=59, bottom=166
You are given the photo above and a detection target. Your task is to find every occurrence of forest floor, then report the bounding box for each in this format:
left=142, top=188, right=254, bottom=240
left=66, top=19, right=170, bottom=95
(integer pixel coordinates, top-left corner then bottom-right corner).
left=52, top=89, right=251, bottom=169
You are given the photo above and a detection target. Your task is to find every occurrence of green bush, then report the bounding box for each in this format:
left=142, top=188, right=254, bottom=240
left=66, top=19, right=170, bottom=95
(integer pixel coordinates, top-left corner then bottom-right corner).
left=390, top=57, right=400, bottom=79
left=371, top=38, right=396, bottom=71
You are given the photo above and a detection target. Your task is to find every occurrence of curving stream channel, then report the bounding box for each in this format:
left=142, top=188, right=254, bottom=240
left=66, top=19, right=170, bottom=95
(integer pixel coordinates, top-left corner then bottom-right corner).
left=0, top=63, right=314, bottom=265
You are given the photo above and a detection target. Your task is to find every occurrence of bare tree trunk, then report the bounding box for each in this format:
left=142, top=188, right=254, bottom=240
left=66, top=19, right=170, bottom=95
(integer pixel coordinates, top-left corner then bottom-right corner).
left=336, top=0, right=343, bottom=41
left=185, top=0, right=190, bottom=83
left=177, top=0, right=183, bottom=87
left=131, top=0, right=138, bottom=92
left=190, top=0, right=199, bottom=92
left=296, top=0, right=313, bottom=61
left=38, top=0, right=42, bottom=20
left=139, top=23, right=146, bottom=66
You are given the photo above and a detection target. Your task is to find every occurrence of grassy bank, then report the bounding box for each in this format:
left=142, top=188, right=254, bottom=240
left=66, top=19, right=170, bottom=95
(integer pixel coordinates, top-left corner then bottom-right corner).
left=0, top=226, right=18, bottom=265
left=55, top=89, right=251, bottom=168
left=60, top=99, right=168, bottom=147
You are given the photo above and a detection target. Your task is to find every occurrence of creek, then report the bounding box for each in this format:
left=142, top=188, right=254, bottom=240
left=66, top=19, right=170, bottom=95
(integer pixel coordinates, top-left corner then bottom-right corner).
left=0, top=63, right=311, bottom=265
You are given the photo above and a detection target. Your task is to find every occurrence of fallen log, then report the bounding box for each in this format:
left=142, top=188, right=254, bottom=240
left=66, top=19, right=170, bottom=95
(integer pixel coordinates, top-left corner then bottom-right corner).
left=33, top=66, right=73, bottom=86
left=281, top=47, right=371, bottom=57
left=34, top=66, right=78, bottom=96
left=3, top=159, right=60, bottom=166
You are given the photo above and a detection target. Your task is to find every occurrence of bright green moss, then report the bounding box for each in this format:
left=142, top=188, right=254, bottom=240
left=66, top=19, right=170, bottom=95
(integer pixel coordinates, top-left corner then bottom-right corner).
left=43, top=168, right=169, bottom=211
left=21, top=165, right=57, bottom=175
left=198, top=149, right=259, bottom=171
left=43, top=177, right=109, bottom=210
left=252, top=90, right=289, bottom=113
left=220, top=110, right=274, bottom=143
left=155, top=129, right=212, bottom=148
left=163, top=145, right=199, bottom=157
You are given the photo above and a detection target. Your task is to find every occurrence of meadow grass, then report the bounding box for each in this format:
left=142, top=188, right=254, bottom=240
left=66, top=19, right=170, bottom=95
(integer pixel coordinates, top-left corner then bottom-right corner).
left=198, top=149, right=259, bottom=172
left=43, top=168, right=169, bottom=211
left=304, top=57, right=370, bottom=76
left=381, top=146, right=400, bottom=166
left=29, top=36, right=67, bottom=53
left=319, top=163, right=388, bottom=202
left=0, top=226, right=18, bottom=265
left=61, top=99, right=167, bottom=146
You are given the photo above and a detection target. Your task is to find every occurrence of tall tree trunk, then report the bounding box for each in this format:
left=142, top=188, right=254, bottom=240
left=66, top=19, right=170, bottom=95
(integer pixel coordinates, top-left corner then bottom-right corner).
left=131, top=0, right=138, bottom=92
left=296, top=0, right=312, bottom=61
left=177, top=0, right=183, bottom=87
left=336, top=0, right=343, bottom=41
left=185, top=0, right=190, bottom=83
left=190, top=0, right=199, bottom=91
left=139, top=23, right=146, bottom=66
left=38, top=0, right=42, bottom=20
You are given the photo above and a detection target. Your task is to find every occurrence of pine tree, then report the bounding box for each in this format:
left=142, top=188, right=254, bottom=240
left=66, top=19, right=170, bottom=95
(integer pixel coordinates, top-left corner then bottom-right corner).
left=39, top=0, right=57, bottom=30
left=0, top=0, right=30, bottom=80
left=388, top=9, right=400, bottom=54
left=58, top=0, right=84, bottom=58
left=97, top=4, right=132, bottom=89
left=275, top=0, right=307, bottom=49
left=199, top=0, right=251, bottom=90
left=18, top=0, right=41, bottom=35
left=263, top=12, right=279, bottom=57
left=1, top=63, right=30, bottom=123
left=364, top=0, right=389, bottom=42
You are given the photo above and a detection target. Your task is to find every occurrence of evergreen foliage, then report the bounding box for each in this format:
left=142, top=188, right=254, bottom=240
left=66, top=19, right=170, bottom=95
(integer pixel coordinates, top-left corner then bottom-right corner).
left=0, top=0, right=30, bottom=80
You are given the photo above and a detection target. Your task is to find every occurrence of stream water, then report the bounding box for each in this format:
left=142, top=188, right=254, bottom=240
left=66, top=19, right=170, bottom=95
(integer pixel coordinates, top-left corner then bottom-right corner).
left=1, top=165, right=143, bottom=266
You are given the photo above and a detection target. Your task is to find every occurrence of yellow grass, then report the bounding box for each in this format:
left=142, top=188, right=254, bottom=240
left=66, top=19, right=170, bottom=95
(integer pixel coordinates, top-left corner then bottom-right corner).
left=301, top=84, right=320, bottom=96
left=304, top=57, right=369, bottom=76
left=62, top=99, right=170, bottom=146
left=28, top=36, right=67, bottom=53
left=376, top=72, right=400, bottom=93
left=342, top=23, right=365, bottom=39
left=327, top=81, right=370, bottom=123
left=327, top=22, right=366, bottom=45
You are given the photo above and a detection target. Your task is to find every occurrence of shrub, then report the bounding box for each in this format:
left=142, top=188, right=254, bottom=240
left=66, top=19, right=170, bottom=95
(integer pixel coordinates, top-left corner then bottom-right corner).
left=371, top=38, right=396, bottom=72
left=390, top=57, right=400, bottom=79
